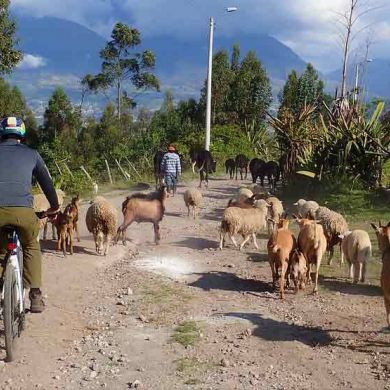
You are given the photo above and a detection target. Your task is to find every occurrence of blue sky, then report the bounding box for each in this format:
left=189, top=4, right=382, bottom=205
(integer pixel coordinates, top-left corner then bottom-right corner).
left=11, top=0, right=390, bottom=72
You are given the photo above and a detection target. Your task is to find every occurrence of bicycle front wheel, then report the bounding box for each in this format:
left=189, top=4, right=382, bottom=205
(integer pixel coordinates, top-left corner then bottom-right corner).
left=4, top=263, right=19, bottom=362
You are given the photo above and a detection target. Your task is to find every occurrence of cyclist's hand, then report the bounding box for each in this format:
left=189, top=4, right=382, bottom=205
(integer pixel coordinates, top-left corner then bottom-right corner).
left=47, top=207, right=60, bottom=216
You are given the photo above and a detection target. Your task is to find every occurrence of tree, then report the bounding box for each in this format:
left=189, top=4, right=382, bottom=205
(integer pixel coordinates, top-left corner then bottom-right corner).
left=0, top=0, right=22, bottom=74
left=231, top=43, right=240, bottom=71
left=83, top=22, right=160, bottom=119
left=278, top=70, right=300, bottom=114
left=278, top=65, right=331, bottom=118
left=200, top=49, right=233, bottom=125
left=229, top=50, right=272, bottom=131
left=336, top=0, right=376, bottom=98
left=42, top=87, right=81, bottom=144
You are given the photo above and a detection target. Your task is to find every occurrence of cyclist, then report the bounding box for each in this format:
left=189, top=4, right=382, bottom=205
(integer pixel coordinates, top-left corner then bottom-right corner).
left=0, top=117, right=59, bottom=313
left=160, top=144, right=181, bottom=196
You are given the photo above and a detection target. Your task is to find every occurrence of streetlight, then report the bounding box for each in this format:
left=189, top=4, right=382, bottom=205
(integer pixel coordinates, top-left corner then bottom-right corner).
left=205, top=7, right=238, bottom=151
left=354, top=58, right=373, bottom=104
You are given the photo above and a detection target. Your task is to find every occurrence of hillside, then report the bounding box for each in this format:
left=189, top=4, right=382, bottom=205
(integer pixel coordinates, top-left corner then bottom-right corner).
left=6, top=15, right=312, bottom=115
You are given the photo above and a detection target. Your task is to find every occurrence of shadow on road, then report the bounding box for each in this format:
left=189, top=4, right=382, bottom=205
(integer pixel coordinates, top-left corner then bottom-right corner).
left=319, top=275, right=382, bottom=296
left=247, top=252, right=269, bottom=263
left=189, top=271, right=272, bottom=293
left=40, top=240, right=96, bottom=256
left=223, top=312, right=332, bottom=347
left=174, top=237, right=218, bottom=250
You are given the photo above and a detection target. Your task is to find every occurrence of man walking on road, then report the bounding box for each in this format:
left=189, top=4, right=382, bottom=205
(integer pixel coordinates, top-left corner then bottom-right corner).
left=160, top=144, right=181, bottom=196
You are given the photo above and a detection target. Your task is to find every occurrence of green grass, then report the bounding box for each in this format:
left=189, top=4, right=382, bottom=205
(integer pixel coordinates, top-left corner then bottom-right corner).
left=175, top=357, right=216, bottom=385
left=172, top=321, right=202, bottom=347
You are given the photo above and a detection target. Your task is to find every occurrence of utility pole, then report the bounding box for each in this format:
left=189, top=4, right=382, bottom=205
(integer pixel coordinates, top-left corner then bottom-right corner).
left=353, top=63, right=360, bottom=104
left=205, top=17, right=214, bottom=151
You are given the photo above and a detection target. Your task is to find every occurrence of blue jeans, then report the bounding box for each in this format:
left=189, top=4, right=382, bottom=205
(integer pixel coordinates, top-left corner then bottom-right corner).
left=165, top=174, right=177, bottom=194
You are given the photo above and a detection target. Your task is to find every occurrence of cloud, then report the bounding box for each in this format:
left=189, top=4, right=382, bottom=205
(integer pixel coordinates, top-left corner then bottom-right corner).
left=11, top=0, right=390, bottom=72
left=18, top=54, right=47, bottom=69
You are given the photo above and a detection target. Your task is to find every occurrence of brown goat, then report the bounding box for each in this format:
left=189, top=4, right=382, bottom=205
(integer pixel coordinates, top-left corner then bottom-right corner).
left=267, top=219, right=297, bottom=299
left=290, top=250, right=308, bottom=293
left=55, top=195, right=80, bottom=256
left=55, top=211, right=73, bottom=256
left=294, top=216, right=327, bottom=294
left=116, top=186, right=167, bottom=245
left=371, top=221, right=390, bottom=330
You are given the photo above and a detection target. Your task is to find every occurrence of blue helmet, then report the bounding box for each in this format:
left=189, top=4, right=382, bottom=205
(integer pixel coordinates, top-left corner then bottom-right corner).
left=0, top=117, right=26, bottom=138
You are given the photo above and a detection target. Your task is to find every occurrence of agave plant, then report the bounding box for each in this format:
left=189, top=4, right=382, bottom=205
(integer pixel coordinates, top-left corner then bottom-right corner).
left=320, top=100, right=389, bottom=186
left=268, top=103, right=324, bottom=178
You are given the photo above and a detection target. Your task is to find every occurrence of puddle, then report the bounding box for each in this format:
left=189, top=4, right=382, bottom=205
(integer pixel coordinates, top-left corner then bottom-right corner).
left=134, top=254, right=194, bottom=280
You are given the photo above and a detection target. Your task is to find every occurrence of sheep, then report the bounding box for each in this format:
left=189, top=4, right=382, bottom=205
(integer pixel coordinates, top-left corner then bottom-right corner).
left=183, top=188, right=203, bottom=219
left=339, top=230, right=371, bottom=283
left=267, top=219, right=297, bottom=299
left=86, top=196, right=118, bottom=256
left=33, top=189, right=65, bottom=240
left=290, top=250, right=308, bottom=293
left=266, top=196, right=284, bottom=234
left=314, top=206, right=349, bottom=265
left=293, top=199, right=319, bottom=219
left=219, top=199, right=270, bottom=251
left=370, top=221, right=390, bottom=330
left=237, top=187, right=253, bottom=200
left=116, top=185, right=167, bottom=245
left=295, top=216, right=327, bottom=294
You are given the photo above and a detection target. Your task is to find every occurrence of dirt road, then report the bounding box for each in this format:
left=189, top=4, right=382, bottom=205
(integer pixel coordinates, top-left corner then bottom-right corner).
left=0, top=178, right=389, bottom=389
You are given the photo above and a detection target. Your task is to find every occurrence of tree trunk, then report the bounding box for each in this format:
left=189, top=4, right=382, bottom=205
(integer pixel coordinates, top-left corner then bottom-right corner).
left=117, top=80, right=121, bottom=120
left=340, top=0, right=357, bottom=99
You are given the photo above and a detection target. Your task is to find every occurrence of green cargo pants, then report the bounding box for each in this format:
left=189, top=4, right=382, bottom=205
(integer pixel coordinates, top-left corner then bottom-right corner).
left=0, top=207, right=41, bottom=288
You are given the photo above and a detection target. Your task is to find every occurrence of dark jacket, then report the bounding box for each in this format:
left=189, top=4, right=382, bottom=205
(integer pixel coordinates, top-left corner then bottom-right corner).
left=0, top=139, right=59, bottom=208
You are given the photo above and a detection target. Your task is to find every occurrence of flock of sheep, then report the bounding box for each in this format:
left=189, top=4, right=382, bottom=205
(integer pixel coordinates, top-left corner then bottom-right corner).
left=183, top=182, right=390, bottom=330
left=33, top=175, right=390, bottom=330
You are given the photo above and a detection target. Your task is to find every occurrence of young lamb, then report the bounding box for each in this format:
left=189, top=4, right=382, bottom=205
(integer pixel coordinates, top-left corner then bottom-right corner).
left=183, top=188, right=203, bottom=219
left=293, top=199, right=319, bottom=219
left=219, top=199, right=270, bottom=251
left=266, top=196, right=284, bottom=234
left=86, top=196, right=118, bottom=256
left=339, top=230, right=371, bottom=283
left=370, top=222, right=390, bottom=330
left=267, top=219, right=297, bottom=299
left=295, top=216, right=327, bottom=294
left=290, top=250, right=308, bottom=293
left=116, top=186, right=167, bottom=245
left=314, top=206, right=349, bottom=265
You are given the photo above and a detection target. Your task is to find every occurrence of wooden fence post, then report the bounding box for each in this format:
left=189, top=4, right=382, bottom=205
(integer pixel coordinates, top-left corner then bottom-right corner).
left=105, top=159, right=113, bottom=184
left=115, top=159, right=131, bottom=180
left=80, top=165, right=93, bottom=182
left=63, top=163, right=74, bottom=178
left=54, top=160, right=63, bottom=176
left=125, top=157, right=142, bottom=179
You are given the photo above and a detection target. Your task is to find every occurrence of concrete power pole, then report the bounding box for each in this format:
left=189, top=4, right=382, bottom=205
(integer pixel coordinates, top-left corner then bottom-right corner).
left=205, top=17, right=214, bottom=151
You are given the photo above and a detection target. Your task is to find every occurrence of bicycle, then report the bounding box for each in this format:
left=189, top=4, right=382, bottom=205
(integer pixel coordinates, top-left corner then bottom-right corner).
left=0, top=211, right=47, bottom=362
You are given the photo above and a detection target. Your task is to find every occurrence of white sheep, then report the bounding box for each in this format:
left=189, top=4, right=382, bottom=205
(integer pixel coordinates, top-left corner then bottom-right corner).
left=86, top=196, right=118, bottom=256
left=237, top=187, right=254, bottom=200
left=340, top=230, right=371, bottom=283
left=293, top=199, right=319, bottom=218
left=219, top=199, right=270, bottom=251
left=183, top=188, right=203, bottom=219
left=315, top=206, right=349, bottom=265
left=266, top=196, right=284, bottom=234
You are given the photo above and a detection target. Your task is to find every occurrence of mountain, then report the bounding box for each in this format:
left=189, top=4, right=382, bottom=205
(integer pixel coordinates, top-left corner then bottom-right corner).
left=8, top=15, right=309, bottom=115
left=326, top=59, right=390, bottom=100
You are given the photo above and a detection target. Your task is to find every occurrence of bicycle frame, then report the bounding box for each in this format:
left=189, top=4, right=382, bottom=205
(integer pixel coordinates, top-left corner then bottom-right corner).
left=1, top=231, right=24, bottom=318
